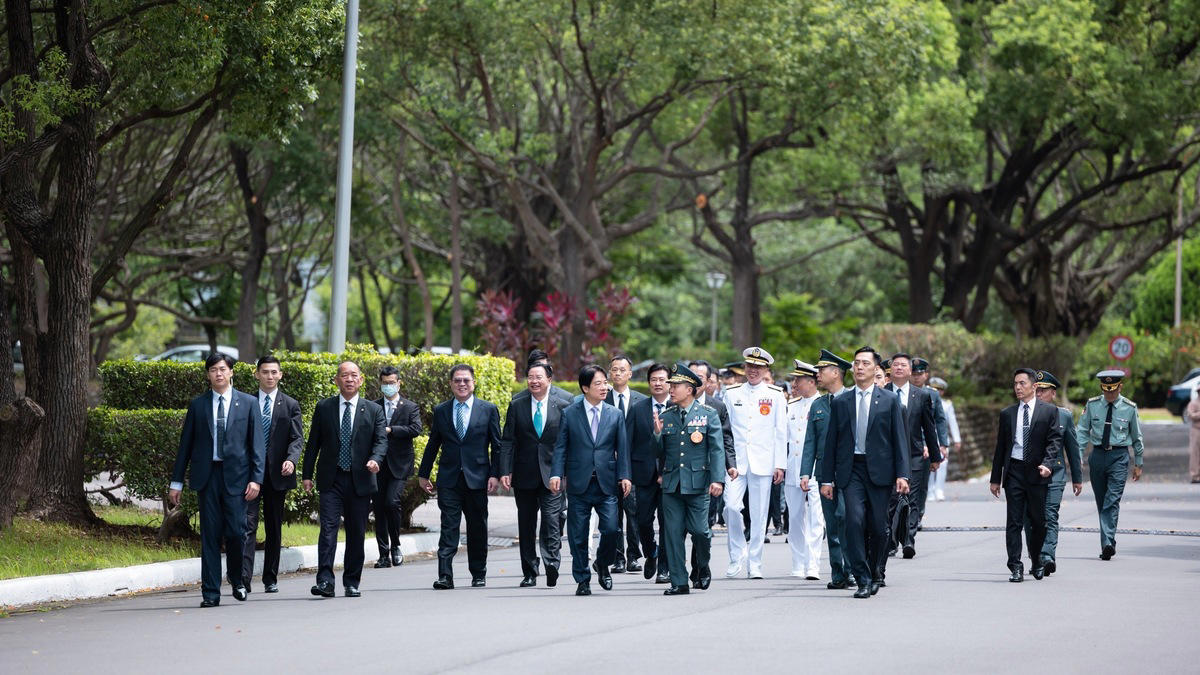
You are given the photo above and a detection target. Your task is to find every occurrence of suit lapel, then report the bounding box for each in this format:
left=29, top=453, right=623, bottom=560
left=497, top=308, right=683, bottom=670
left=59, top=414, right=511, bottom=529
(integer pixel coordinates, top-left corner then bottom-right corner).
left=868, top=387, right=882, bottom=437
left=204, top=392, right=215, bottom=439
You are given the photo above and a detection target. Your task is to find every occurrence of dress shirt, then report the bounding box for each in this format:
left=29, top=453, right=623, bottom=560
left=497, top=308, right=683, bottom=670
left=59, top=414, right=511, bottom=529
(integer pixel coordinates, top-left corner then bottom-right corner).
left=854, top=384, right=875, bottom=455
left=258, top=389, right=276, bottom=422
left=1011, top=398, right=1035, bottom=460
left=340, top=393, right=361, bottom=429
left=612, top=387, right=631, bottom=417
left=530, top=392, right=549, bottom=425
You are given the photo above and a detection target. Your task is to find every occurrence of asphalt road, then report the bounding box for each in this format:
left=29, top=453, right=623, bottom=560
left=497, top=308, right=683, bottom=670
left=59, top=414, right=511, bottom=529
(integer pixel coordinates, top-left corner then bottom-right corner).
left=3, top=480, right=1197, bottom=674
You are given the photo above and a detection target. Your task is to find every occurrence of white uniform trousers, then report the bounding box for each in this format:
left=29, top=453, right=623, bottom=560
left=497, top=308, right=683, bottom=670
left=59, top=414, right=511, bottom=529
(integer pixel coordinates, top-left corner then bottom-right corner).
left=784, top=484, right=825, bottom=576
left=725, top=472, right=772, bottom=573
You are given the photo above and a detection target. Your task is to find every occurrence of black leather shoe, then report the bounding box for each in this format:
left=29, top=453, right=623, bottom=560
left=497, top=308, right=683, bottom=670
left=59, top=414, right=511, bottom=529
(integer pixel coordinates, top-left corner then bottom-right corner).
left=643, top=556, right=657, bottom=580
left=391, top=546, right=404, bottom=566
left=772, top=526, right=784, bottom=537
left=471, top=577, right=486, bottom=588
left=1044, top=560, right=1056, bottom=575
left=1100, top=545, right=1115, bottom=560
left=902, top=545, right=916, bottom=559
left=232, top=586, right=248, bottom=601
left=869, top=582, right=880, bottom=596
left=520, top=574, right=536, bottom=588
left=627, top=560, right=642, bottom=573
left=664, top=584, right=690, bottom=595
left=827, top=580, right=849, bottom=590
left=612, top=560, right=626, bottom=574
left=655, top=570, right=671, bottom=584
left=432, top=576, right=454, bottom=590
left=546, top=566, right=559, bottom=588
left=576, top=582, right=592, bottom=596
left=1031, top=567, right=1044, bottom=580
left=1009, top=568, right=1024, bottom=583
left=263, top=583, right=279, bottom=593
left=344, top=586, right=361, bottom=597
left=593, top=562, right=613, bottom=591
left=200, top=598, right=219, bottom=607
left=853, top=585, right=871, bottom=599
left=374, top=557, right=392, bottom=569
left=311, top=581, right=335, bottom=597
left=876, top=579, right=887, bottom=588
left=693, top=567, right=711, bottom=590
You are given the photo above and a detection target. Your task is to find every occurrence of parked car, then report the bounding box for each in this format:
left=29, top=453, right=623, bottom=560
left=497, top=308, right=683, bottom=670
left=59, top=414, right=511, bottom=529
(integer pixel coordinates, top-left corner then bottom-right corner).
left=1165, top=367, right=1200, bottom=418
left=145, top=344, right=240, bottom=363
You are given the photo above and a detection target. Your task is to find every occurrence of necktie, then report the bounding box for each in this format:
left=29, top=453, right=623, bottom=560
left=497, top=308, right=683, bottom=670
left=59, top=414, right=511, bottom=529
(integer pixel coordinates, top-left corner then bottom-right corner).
left=534, top=400, right=544, bottom=436
left=1101, top=402, right=1113, bottom=448
left=261, top=395, right=271, bottom=449
left=855, top=390, right=869, bottom=454
left=386, top=400, right=393, bottom=422
left=590, top=406, right=599, bottom=442
left=456, top=401, right=467, bottom=440
left=618, top=393, right=626, bottom=417
left=338, top=401, right=352, bottom=470
left=655, top=402, right=664, bottom=418
left=216, top=395, right=226, bottom=460
left=1021, top=403, right=1031, bottom=460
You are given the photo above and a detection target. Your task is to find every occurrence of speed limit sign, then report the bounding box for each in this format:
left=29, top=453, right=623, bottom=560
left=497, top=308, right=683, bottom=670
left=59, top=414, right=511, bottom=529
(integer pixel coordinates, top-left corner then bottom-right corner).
left=1109, top=335, right=1135, bottom=361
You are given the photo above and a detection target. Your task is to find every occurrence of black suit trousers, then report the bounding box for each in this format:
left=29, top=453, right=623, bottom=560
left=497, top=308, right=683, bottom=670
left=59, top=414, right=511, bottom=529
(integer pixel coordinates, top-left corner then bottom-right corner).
left=372, top=466, right=405, bottom=554
left=843, top=457, right=891, bottom=586
left=616, top=486, right=641, bottom=562
left=436, top=483, right=489, bottom=579
left=1005, top=462, right=1048, bottom=570
left=198, top=463, right=246, bottom=602
left=242, top=485, right=287, bottom=587
left=317, top=471, right=371, bottom=587
left=514, top=485, right=562, bottom=576
left=633, top=482, right=661, bottom=562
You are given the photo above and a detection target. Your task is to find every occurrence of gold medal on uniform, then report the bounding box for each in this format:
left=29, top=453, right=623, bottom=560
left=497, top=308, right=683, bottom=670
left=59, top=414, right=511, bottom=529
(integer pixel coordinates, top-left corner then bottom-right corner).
left=690, top=430, right=703, bottom=443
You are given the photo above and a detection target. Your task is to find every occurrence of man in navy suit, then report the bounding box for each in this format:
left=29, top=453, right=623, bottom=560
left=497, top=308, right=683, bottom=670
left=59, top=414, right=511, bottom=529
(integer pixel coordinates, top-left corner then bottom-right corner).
left=302, top=361, right=388, bottom=598
left=551, top=365, right=632, bottom=596
left=419, top=364, right=503, bottom=589
left=820, top=346, right=910, bottom=599
left=169, top=352, right=265, bottom=608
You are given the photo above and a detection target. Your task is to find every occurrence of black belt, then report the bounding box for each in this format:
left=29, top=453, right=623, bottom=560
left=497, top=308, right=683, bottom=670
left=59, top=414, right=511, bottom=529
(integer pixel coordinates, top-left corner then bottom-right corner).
left=1098, top=445, right=1128, bottom=451
left=853, top=455, right=868, bottom=463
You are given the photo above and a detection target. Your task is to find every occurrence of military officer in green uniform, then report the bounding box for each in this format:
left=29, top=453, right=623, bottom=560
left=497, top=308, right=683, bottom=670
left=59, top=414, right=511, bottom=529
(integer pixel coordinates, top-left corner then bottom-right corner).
left=1076, top=369, right=1144, bottom=560
left=1031, top=370, right=1083, bottom=575
left=799, top=348, right=852, bottom=589
left=652, top=363, right=725, bottom=595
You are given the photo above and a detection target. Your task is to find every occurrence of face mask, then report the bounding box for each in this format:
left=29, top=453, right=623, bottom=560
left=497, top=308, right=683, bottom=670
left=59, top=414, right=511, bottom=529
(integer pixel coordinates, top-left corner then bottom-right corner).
left=381, top=384, right=399, bottom=398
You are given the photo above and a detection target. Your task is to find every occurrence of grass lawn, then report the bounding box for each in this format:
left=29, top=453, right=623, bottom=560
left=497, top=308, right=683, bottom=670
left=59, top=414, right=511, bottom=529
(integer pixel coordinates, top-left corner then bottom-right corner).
left=1136, top=407, right=1182, bottom=423
left=0, top=505, right=339, bottom=581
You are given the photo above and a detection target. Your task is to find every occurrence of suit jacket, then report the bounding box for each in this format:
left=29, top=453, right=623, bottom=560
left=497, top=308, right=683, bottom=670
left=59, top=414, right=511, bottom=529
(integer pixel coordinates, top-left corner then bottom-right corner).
left=698, top=392, right=736, bottom=471
left=887, top=383, right=943, bottom=464
left=1057, top=406, right=1084, bottom=485
left=376, top=395, right=422, bottom=481
left=990, top=399, right=1063, bottom=486
left=627, top=395, right=667, bottom=486
left=821, top=386, right=911, bottom=489
left=172, top=389, right=265, bottom=494
left=260, top=391, right=303, bottom=491
left=418, top=397, right=502, bottom=490
left=302, top=395, right=388, bottom=497
left=655, top=402, right=724, bottom=494
left=552, top=399, right=631, bottom=496
left=500, top=390, right=569, bottom=490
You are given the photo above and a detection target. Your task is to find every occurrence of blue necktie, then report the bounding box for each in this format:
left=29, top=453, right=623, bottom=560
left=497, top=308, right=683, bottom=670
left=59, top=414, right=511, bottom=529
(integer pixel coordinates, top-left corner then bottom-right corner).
left=261, top=395, right=271, bottom=449
left=339, top=401, right=352, bottom=470
left=534, top=400, right=544, bottom=436
left=456, top=401, right=467, bottom=440
left=215, top=395, right=226, bottom=460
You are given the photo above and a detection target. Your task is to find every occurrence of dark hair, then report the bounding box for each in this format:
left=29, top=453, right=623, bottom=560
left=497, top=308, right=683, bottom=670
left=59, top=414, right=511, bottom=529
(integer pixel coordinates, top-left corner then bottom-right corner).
left=1013, top=367, right=1037, bottom=382
left=256, top=355, right=281, bottom=370
left=688, top=359, right=714, bottom=379
left=379, top=365, right=400, bottom=379
left=449, top=363, right=475, bottom=380
left=527, top=348, right=549, bottom=368
left=890, top=352, right=912, bottom=365
left=205, top=352, right=236, bottom=370
left=646, top=363, right=670, bottom=381
left=853, top=346, right=881, bottom=366
left=610, top=353, right=633, bottom=368
left=578, top=364, right=607, bottom=390
left=527, top=362, right=553, bottom=379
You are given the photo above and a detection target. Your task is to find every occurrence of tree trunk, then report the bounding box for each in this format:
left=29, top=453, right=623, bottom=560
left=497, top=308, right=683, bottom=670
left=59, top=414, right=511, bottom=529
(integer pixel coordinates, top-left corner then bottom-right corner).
left=729, top=244, right=761, bottom=350
left=558, top=226, right=586, bottom=370
left=273, top=259, right=296, bottom=350
left=0, top=398, right=46, bottom=529
left=448, top=174, right=464, bottom=353
left=232, top=144, right=270, bottom=363
left=357, top=265, right=378, bottom=348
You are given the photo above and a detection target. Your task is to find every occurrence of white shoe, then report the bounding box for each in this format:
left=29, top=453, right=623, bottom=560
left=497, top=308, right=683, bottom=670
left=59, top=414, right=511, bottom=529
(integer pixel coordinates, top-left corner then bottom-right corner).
left=725, top=561, right=744, bottom=578
left=748, top=566, right=763, bottom=579
left=805, top=569, right=821, bottom=580
left=790, top=569, right=805, bottom=578
left=936, top=490, right=945, bottom=501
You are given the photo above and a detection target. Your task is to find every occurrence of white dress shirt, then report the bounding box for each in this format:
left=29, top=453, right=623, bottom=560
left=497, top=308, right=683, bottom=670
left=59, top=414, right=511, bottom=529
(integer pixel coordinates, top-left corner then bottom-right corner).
left=258, top=389, right=276, bottom=423
left=339, top=393, right=361, bottom=429
left=612, top=387, right=631, bottom=417
left=530, top=392, right=549, bottom=426
left=895, top=382, right=910, bottom=409
left=452, top=395, right=474, bottom=432
left=1011, top=398, right=1035, bottom=459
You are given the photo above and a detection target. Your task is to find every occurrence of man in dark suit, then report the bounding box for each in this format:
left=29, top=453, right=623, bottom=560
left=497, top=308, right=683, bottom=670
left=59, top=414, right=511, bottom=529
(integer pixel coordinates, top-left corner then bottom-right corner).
left=551, top=365, right=632, bottom=596
left=372, top=365, right=422, bottom=569
left=302, top=361, right=388, bottom=598
left=628, top=363, right=672, bottom=583
left=604, top=354, right=646, bottom=573
left=820, top=346, right=910, bottom=599
left=500, top=361, right=569, bottom=587
left=990, top=367, right=1062, bottom=582
left=240, top=356, right=303, bottom=594
left=882, top=353, right=942, bottom=564
left=169, top=352, right=265, bottom=608
left=419, top=363, right=503, bottom=589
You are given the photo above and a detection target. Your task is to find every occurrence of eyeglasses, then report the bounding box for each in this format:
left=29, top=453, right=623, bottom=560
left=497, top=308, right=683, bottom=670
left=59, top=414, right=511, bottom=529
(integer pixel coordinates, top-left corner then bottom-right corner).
left=452, top=378, right=473, bottom=384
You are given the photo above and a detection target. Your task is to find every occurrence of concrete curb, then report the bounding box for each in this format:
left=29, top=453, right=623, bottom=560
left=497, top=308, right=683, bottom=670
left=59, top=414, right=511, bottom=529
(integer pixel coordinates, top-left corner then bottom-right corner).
left=0, top=531, right=441, bottom=609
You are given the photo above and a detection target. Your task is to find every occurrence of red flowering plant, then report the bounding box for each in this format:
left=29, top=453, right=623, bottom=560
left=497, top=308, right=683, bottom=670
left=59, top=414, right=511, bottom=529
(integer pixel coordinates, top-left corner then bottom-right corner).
left=474, top=289, right=530, bottom=373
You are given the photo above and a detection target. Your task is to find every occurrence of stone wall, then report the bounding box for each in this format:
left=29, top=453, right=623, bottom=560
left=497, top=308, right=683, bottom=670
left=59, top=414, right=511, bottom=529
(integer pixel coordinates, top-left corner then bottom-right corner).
left=947, top=402, right=1001, bottom=481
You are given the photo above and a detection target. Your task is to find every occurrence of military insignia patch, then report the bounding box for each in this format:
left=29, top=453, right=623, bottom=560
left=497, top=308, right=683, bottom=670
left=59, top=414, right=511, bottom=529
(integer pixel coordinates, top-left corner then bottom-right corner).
left=759, top=399, right=772, bottom=415
left=690, top=431, right=703, bottom=443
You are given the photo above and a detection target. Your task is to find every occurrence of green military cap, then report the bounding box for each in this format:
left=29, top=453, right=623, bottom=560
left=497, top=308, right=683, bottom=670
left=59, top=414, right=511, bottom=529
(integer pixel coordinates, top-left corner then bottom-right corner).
left=790, top=359, right=818, bottom=379
left=881, top=358, right=892, bottom=374
left=667, top=362, right=704, bottom=387
left=912, top=357, right=931, bottom=373
left=929, top=376, right=948, bottom=391
left=815, top=348, right=852, bottom=372
left=1035, top=370, right=1061, bottom=389
left=723, top=361, right=745, bottom=376
left=1097, top=369, right=1125, bottom=391
left=742, top=346, right=774, bottom=366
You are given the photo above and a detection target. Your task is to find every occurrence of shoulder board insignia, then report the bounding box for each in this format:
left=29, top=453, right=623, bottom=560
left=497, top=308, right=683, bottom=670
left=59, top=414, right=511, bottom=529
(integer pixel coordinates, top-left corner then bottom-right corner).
left=1088, top=395, right=1102, bottom=403
left=1126, top=398, right=1138, bottom=408
left=696, top=402, right=716, bottom=414
left=726, top=383, right=744, bottom=390
left=767, top=383, right=784, bottom=393
left=788, top=397, right=801, bottom=404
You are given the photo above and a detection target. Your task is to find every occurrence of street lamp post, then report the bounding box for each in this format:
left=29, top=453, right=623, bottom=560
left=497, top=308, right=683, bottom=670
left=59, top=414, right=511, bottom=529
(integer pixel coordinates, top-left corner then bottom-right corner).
left=705, top=272, right=726, bottom=349
left=328, top=0, right=360, bottom=353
